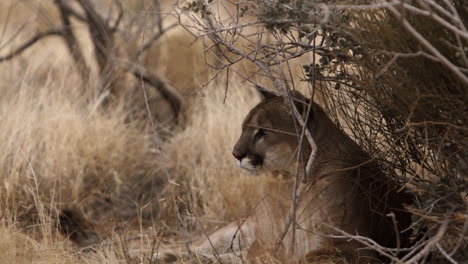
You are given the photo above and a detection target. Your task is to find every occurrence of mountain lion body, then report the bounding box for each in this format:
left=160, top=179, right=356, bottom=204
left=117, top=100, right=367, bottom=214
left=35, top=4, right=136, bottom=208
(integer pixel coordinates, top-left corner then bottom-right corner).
left=156, top=89, right=411, bottom=263
left=60, top=89, right=411, bottom=263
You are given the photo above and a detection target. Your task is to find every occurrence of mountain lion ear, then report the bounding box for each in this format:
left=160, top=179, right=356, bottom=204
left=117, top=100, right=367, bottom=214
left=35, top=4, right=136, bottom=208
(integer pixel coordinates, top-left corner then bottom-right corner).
left=289, top=90, right=314, bottom=121
left=254, top=85, right=278, bottom=99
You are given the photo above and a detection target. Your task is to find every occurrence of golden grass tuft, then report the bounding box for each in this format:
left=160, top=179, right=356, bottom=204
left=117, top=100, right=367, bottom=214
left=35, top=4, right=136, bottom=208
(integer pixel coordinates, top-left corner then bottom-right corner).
left=0, top=37, right=165, bottom=228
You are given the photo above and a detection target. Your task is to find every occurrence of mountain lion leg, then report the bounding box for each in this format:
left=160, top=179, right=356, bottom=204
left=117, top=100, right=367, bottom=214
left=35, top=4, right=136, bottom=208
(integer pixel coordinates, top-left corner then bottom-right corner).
left=155, top=219, right=256, bottom=263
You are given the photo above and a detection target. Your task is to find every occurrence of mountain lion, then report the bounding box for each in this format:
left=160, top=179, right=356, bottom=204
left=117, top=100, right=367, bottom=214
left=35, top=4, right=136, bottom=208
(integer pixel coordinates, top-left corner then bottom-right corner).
left=60, top=88, right=412, bottom=263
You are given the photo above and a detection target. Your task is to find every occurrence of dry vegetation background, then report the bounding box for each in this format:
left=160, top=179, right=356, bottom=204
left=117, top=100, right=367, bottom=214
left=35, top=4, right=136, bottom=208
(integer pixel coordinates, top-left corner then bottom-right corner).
left=0, top=0, right=466, bottom=263
left=0, top=1, right=300, bottom=263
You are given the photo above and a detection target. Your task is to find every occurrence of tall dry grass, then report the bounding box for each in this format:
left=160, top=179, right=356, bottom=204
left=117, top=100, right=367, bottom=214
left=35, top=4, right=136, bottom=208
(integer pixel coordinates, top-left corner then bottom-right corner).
left=0, top=1, right=314, bottom=263
left=0, top=28, right=165, bottom=239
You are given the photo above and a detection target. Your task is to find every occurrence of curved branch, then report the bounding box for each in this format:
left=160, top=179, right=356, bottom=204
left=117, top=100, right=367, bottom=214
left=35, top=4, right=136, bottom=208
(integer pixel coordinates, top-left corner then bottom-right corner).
left=118, top=59, right=184, bottom=120
left=0, top=27, right=64, bottom=63
left=132, top=67, right=184, bottom=120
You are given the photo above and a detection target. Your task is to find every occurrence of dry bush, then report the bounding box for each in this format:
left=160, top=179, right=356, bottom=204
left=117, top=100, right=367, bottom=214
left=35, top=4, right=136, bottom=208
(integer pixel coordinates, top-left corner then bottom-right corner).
left=317, top=3, right=467, bottom=263
left=176, top=0, right=467, bottom=262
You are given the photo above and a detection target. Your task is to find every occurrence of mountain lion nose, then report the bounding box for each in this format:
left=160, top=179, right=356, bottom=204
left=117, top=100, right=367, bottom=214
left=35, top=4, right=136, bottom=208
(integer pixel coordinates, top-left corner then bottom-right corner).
left=232, top=150, right=246, bottom=161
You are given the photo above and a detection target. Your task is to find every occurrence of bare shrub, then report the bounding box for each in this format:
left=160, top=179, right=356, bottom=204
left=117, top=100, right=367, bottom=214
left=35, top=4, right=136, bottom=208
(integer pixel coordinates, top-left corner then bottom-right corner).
left=176, top=0, right=467, bottom=262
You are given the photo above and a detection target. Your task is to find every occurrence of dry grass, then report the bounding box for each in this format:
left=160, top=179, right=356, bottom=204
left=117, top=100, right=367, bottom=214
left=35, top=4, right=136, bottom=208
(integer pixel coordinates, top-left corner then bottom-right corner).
left=0, top=1, right=316, bottom=263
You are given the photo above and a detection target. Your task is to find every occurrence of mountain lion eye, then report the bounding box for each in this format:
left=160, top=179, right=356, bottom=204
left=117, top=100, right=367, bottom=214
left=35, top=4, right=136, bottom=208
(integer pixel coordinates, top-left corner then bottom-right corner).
left=254, top=129, right=265, bottom=141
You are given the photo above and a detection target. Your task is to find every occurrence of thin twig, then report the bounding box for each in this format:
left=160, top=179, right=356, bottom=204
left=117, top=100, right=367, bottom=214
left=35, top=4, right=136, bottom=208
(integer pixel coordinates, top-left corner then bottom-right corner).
left=436, top=243, right=458, bottom=264
left=405, top=219, right=449, bottom=264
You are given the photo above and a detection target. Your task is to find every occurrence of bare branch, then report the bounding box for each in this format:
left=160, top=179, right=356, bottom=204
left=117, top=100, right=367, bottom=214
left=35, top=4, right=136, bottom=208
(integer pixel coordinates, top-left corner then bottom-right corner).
left=405, top=220, right=449, bottom=264
left=315, top=224, right=403, bottom=263
left=133, top=69, right=184, bottom=121
left=76, top=0, right=114, bottom=76
left=436, top=243, right=458, bottom=264
left=152, top=0, right=163, bottom=34
left=385, top=2, right=468, bottom=85
left=396, top=1, right=468, bottom=40
left=55, top=0, right=90, bottom=81
left=118, top=59, right=184, bottom=120
left=0, top=27, right=64, bottom=63
left=449, top=202, right=468, bottom=256
left=376, top=51, right=441, bottom=77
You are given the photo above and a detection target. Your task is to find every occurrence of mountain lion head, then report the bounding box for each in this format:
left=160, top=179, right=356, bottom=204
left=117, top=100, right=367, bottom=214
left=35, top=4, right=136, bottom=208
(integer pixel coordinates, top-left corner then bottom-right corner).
left=232, top=88, right=314, bottom=173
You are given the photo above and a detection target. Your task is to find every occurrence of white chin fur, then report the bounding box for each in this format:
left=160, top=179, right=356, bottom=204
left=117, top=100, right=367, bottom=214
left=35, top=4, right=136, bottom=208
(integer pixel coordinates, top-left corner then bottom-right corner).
left=238, top=158, right=256, bottom=171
